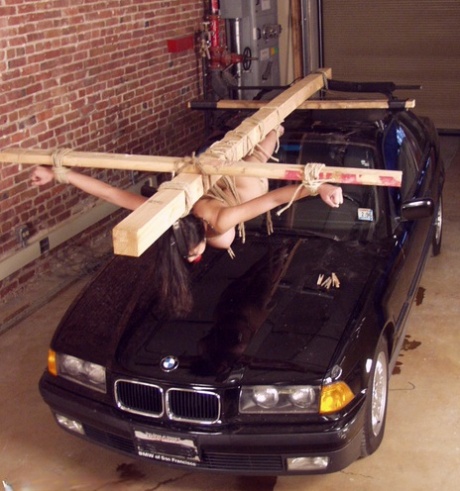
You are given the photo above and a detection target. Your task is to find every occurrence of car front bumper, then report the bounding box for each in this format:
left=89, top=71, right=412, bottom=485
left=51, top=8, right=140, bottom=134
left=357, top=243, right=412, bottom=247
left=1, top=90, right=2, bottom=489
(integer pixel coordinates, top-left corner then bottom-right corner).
left=39, top=373, right=365, bottom=475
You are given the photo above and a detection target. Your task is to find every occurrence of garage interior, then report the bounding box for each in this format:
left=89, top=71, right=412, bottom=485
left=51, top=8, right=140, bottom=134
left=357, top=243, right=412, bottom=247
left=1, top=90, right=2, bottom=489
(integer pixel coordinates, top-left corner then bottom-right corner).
left=1, top=1, right=459, bottom=490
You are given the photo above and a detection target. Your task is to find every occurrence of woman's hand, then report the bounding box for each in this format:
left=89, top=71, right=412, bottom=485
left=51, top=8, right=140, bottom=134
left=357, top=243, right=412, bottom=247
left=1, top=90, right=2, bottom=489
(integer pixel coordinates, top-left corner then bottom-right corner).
left=318, top=183, right=343, bottom=208
left=30, top=166, right=55, bottom=186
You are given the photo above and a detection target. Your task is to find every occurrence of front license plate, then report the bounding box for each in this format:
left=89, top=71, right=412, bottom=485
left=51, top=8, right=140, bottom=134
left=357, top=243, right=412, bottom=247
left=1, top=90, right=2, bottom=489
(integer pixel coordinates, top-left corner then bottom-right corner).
left=134, top=429, right=199, bottom=466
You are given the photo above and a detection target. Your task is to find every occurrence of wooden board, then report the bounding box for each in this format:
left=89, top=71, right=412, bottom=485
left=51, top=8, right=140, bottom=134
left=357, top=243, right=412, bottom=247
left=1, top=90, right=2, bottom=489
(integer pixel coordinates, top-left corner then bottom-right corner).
left=0, top=69, right=403, bottom=258
left=0, top=148, right=182, bottom=173
left=113, top=172, right=205, bottom=257
left=113, top=69, right=333, bottom=257
left=0, top=147, right=401, bottom=186
left=0, top=68, right=405, bottom=259
left=188, top=98, right=416, bottom=111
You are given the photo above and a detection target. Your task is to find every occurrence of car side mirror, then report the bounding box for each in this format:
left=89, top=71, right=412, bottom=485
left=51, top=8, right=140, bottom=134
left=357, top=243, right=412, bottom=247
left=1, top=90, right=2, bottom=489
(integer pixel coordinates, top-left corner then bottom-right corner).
left=400, top=198, right=434, bottom=221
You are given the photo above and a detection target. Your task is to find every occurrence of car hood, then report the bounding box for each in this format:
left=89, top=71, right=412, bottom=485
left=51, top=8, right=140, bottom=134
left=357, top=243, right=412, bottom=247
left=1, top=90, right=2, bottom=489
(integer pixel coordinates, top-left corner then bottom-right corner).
left=103, top=234, right=383, bottom=386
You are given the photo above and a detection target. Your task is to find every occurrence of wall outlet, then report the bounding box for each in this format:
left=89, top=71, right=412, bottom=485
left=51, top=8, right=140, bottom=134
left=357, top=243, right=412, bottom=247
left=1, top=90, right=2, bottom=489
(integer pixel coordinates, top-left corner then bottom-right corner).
left=17, top=225, right=31, bottom=247
left=40, top=237, right=50, bottom=254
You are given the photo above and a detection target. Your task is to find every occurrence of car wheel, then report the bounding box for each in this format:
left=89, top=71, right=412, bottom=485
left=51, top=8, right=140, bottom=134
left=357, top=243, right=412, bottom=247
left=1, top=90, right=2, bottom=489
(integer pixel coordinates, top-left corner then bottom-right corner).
left=432, top=195, right=443, bottom=256
left=361, top=336, right=389, bottom=457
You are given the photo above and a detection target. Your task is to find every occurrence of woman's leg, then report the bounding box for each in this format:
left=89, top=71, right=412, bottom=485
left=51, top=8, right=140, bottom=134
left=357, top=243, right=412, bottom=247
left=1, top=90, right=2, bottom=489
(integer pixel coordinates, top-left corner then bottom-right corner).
left=234, top=128, right=282, bottom=202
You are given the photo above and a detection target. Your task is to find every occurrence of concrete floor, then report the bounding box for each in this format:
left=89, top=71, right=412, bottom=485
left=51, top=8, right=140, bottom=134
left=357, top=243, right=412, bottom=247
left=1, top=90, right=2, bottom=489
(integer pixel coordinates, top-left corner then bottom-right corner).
left=1, top=137, right=459, bottom=491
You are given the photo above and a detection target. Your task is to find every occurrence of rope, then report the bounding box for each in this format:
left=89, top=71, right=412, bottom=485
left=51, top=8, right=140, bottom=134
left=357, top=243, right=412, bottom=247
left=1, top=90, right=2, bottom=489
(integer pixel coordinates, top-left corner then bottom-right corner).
left=315, top=69, right=329, bottom=90
left=13, top=148, right=29, bottom=171
left=190, top=152, right=212, bottom=191
left=163, top=121, right=286, bottom=250
left=158, top=179, right=196, bottom=215
left=276, top=163, right=326, bottom=216
left=255, top=122, right=283, bottom=162
left=205, top=115, right=284, bottom=164
left=52, top=148, right=73, bottom=183
left=203, top=175, right=246, bottom=242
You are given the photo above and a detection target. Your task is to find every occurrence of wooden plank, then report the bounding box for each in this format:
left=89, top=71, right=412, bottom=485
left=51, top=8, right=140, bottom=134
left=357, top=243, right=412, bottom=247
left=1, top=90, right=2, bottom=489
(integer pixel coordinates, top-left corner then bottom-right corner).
left=1, top=69, right=403, bottom=257
left=197, top=69, right=332, bottom=164
left=188, top=98, right=416, bottom=111
left=113, top=173, right=205, bottom=257
left=113, top=163, right=401, bottom=257
left=0, top=147, right=401, bottom=187
left=113, top=70, right=333, bottom=257
left=0, top=148, right=182, bottom=172
left=319, top=166, right=401, bottom=187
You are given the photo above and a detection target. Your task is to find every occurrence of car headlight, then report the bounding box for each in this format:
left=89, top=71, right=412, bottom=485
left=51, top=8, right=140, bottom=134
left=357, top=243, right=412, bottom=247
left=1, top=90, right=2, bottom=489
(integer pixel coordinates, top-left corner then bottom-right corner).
left=47, top=349, right=106, bottom=393
left=240, top=385, right=320, bottom=414
left=319, top=381, right=355, bottom=414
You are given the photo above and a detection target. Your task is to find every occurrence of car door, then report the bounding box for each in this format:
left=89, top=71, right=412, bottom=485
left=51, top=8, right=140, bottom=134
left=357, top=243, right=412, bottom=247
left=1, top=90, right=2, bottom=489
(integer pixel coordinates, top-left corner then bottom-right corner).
left=381, top=116, right=435, bottom=343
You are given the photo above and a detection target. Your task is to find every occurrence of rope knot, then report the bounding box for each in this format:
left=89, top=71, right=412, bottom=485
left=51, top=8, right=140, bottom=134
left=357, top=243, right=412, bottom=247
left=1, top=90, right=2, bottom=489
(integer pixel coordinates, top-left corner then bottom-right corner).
left=276, top=162, right=326, bottom=216
left=301, top=162, right=325, bottom=195
left=52, top=148, right=73, bottom=183
left=158, top=178, right=195, bottom=216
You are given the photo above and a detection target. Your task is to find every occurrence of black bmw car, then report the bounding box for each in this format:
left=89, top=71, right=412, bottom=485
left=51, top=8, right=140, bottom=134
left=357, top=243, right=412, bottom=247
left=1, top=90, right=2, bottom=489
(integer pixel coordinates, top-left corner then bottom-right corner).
left=39, top=101, right=444, bottom=474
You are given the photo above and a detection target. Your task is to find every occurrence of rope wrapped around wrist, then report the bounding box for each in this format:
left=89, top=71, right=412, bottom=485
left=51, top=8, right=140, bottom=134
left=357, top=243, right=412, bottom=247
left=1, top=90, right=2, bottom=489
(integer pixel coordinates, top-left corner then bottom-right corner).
left=52, top=148, right=73, bottom=184
left=301, top=162, right=325, bottom=196
left=276, top=163, right=326, bottom=216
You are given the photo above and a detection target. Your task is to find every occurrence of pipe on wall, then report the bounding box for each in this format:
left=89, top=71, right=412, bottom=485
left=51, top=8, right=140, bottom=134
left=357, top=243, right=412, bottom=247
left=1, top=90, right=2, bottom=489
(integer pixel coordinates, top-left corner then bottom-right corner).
left=301, top=0, right=321, bottom=74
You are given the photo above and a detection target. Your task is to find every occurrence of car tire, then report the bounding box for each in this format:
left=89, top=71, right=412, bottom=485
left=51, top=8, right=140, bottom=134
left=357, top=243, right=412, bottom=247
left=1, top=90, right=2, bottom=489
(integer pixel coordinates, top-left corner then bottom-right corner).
left=432, top=195, right=443, bottom=256
left=360, top=336, right=389, bottom=457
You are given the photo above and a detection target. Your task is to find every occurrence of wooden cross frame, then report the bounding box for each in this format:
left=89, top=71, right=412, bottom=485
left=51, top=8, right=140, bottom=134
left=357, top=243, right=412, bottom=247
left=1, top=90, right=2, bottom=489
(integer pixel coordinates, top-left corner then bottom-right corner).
left=188, top=98, right=416, bottom=111
left=0, top=68, right=403, bottom=257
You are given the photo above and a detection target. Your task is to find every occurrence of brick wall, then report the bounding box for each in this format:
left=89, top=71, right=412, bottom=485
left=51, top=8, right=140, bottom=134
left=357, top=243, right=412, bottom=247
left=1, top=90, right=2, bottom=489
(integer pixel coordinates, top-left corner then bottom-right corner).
left=0, top=0, right=206, bottom=302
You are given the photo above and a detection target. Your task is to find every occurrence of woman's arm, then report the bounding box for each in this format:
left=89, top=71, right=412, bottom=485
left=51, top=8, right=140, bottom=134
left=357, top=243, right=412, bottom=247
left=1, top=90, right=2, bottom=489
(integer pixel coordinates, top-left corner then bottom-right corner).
left=31, top=166, right=147, bottom=210
left=30, top=126, right=286, bottom=215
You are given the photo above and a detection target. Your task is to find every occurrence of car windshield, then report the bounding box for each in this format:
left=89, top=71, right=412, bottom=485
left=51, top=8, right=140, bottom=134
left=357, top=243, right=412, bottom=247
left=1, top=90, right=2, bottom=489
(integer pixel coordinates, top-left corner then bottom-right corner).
left=248, top=138, right=379, bottom=242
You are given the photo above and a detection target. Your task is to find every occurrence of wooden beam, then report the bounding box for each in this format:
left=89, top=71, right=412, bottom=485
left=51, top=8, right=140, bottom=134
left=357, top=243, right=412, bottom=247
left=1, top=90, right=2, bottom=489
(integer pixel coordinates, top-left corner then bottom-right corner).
left=113, top=172, right=205, bottom=257
left=0, top=147, right=401, bottom=187
left=188, top=98, right=416, bottom=111
left=0, top=69, right=403, bottom=257
left=112, top=69, right=333, bottom=256
left=0, top=148, right=182, bottom=173
left=198, top=68, right=332, bottom=164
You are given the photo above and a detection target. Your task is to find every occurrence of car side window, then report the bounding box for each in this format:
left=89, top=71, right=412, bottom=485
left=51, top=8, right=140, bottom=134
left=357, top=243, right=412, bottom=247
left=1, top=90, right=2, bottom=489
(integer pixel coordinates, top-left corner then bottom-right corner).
left=383, top=121, right=420, bottom=208
left=399, top=112, right=429, bottom=157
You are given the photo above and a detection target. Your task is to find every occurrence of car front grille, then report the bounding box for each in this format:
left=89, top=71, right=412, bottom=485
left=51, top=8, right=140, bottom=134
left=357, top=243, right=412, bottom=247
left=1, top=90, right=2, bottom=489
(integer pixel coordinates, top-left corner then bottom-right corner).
left=167, top=388, right=220, bottom=423
left=115, top=380, right=163, bottom=417
left=114, top=379, right=221, bottom=424
left=202, top=452, right=284, bottom=472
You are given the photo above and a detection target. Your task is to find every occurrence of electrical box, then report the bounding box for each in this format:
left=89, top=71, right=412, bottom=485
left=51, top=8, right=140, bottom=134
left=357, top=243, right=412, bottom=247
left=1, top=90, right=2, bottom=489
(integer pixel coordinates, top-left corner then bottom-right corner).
left=220, top=0, right=281, bottom=99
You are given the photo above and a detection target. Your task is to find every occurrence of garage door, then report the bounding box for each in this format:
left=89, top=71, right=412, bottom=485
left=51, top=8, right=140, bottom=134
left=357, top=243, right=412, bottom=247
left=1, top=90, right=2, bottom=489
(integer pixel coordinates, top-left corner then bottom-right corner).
left=321, top=0, right=460, bottom=132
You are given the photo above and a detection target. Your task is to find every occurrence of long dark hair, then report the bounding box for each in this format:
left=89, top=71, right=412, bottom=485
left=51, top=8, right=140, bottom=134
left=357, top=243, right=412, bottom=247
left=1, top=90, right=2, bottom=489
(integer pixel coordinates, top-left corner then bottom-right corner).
left=151, top=214, right=205, bottom=318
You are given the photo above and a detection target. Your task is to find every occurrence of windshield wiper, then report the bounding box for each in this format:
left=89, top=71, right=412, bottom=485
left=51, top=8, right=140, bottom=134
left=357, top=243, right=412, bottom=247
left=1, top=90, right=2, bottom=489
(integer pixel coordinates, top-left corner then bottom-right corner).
left=276, top=228, right=340, bottom=241
left=301, top=229, right=340, bottom=241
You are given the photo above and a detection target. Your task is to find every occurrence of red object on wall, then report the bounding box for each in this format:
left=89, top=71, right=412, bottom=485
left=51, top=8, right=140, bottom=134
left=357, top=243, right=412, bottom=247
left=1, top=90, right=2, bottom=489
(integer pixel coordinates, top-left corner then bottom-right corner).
left=167, top=35, right=195, bottom=53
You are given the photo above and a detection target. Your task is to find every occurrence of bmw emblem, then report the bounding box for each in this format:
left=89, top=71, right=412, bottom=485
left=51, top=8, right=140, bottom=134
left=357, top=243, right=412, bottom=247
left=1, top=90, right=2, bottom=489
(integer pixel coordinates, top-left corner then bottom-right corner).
left=161, top=355, right=179, bottom=372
